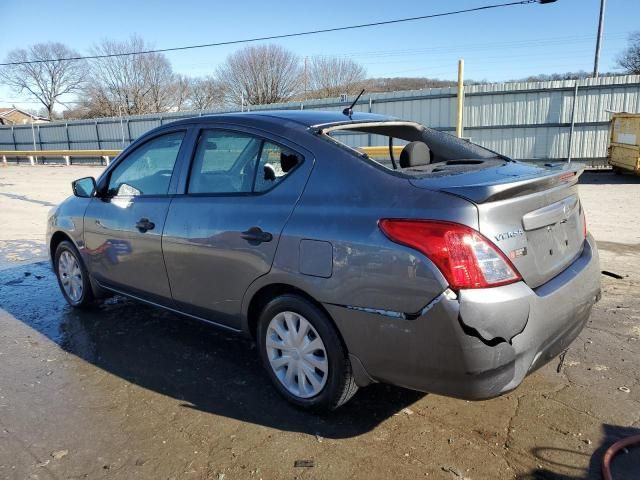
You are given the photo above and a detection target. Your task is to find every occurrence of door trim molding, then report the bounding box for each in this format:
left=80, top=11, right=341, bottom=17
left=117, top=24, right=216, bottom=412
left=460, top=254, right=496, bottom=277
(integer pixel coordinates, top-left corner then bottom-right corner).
left=97, top=282, right=243, bottom=334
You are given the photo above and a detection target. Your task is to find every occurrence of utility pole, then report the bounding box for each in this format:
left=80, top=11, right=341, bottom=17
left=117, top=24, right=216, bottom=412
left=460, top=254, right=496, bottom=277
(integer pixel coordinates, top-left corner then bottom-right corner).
left=118, top=105, right=125, bottom=147
left=593, top=0, right=606, bottom=78
left=456, top=59, right=465, bottom=138
left=303, top=56, right=308, bottom=101
left=30, top=118, right=38, bottom=165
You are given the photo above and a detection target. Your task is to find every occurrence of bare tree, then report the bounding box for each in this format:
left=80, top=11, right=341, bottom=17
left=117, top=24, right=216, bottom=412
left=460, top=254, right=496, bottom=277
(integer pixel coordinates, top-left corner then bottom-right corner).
left=169, top=74, right=193, bottom=111
left=617, top=32, right=640, bottom=74
left=85, top=36, right=176, bottom=116
left=0, top=42, right=87, bottom=118
left=145, top=54, right=177, bottom=112
left=188, top=76, right=225, bottom=110
left=307, top=56, right=366, bottom=98
left=216, top=44, right=302, bottom=106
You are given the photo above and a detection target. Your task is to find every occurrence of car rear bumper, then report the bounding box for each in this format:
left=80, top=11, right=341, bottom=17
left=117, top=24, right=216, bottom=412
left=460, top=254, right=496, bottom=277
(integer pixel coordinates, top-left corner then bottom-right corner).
left=326, top=234, right=601, bottom=400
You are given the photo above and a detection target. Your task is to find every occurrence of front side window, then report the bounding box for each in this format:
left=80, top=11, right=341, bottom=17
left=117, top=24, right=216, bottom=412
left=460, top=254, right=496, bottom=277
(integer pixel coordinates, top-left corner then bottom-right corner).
left=188, top=130, right=261, bottom=194
left=254, top=142, right=301, bottom=192
left=107, top=131, right=184, bottom=196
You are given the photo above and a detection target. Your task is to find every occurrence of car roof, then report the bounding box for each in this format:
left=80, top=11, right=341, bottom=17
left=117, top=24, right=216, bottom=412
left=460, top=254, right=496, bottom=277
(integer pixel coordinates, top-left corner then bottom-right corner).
left=167, top=110, right=395, bottom=129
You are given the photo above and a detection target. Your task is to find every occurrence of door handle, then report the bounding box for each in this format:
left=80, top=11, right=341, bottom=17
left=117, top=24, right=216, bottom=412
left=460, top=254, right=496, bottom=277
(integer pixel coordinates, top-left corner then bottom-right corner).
left=135, top=218, right=155, bottom=233
left=241, top=226, right=273, bottom=244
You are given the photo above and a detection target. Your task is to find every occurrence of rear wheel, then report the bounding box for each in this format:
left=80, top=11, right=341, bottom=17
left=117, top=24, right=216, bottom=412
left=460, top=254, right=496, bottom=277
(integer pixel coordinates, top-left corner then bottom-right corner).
left=257, top=294, right=358, bottom=410
left=54, top=240, right=94, bottom=308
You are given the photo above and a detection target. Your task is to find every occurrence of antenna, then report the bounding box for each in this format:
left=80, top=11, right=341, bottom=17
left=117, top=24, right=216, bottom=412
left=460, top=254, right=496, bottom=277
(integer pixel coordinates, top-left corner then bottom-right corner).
left=342, top=89, right=365, bottom=117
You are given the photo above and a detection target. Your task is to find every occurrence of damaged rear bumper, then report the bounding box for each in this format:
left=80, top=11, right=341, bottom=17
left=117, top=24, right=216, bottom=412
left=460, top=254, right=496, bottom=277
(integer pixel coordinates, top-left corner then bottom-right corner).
left=326, top=234, right=601, bottom=400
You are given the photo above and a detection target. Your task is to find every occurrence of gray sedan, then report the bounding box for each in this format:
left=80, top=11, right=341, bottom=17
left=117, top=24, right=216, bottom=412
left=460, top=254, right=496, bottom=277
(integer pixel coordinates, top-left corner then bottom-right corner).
left=47, top=110, right=601, bottom=410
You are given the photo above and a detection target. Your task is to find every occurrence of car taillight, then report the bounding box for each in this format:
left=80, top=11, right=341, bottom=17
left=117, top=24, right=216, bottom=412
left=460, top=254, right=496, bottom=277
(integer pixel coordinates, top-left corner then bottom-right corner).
left=378, top=219, right=522, bottom=290
left=583, top=211, right=588, bottom=239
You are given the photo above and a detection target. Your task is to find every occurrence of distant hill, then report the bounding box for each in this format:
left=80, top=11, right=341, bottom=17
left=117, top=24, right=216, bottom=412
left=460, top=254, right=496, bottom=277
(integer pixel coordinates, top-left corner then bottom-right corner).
left=363, top=77, right=457, bottom=92
left=361, top=71, right=628, bottom=94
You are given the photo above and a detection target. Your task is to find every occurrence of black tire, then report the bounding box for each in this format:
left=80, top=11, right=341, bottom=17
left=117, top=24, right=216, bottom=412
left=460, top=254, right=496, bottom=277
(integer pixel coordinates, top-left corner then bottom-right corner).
left=54, top=240, right=94, bottom=308
left=257, top=294, right=358, bottom=411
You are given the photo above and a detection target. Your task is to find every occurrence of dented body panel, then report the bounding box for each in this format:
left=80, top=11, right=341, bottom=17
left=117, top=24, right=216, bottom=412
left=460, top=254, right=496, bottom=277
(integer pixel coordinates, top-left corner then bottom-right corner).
left=327, top=235, right=600, bottom=399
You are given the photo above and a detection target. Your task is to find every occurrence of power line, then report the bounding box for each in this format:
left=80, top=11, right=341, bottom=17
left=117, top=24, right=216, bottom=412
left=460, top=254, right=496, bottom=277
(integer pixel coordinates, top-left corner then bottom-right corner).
left=0, top=0, right=542, bottom=66
left=171, top=31, right=629, bottom=70
left=327, top=33, right=629, bottom=59
left=321, top=34, right=616, bottom=58
left=360, top=50, right=597, bottom=67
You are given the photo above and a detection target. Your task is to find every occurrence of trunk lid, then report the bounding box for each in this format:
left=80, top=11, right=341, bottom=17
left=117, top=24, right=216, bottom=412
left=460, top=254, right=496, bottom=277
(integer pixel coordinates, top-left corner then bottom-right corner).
left=410, top=161, right=586, bottom=288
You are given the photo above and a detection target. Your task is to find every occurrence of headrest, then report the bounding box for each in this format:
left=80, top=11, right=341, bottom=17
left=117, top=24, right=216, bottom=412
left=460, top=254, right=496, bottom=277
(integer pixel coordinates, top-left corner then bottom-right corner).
left=263, top=164, right=276, bottom=181
left=280, top=153, right=299, bottom=173
left=399, top=141, right=431, bottom=168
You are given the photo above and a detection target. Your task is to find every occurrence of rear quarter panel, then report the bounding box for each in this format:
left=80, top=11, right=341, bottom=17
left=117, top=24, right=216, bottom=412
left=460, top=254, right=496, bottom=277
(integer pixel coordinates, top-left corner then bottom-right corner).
left=243, top=137, right=479, bottom=320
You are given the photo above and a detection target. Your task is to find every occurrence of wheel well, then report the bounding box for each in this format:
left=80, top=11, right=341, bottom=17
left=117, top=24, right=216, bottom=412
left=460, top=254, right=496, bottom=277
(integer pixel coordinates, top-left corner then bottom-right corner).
left=49, top=231, right=72, bottom=260
left=247, top=283, right=334, bottom=340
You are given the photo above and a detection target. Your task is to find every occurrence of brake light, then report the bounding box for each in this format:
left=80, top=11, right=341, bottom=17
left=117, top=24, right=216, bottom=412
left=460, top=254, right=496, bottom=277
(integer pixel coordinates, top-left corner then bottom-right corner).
left=583, top=211, right=588, bottom=239
left=379, top=219, right=522, bottom=290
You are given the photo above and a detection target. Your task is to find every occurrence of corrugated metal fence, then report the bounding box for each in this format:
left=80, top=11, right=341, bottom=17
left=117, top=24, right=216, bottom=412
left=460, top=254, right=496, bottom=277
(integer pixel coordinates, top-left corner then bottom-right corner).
left=2, top=74, right=639, bottom=164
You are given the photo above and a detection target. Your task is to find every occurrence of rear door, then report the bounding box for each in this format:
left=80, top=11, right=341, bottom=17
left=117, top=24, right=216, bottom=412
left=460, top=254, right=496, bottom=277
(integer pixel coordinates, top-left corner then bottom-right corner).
left=84, top=129, right=191, bottom=303
left=162, top=126, right=314, bottom=328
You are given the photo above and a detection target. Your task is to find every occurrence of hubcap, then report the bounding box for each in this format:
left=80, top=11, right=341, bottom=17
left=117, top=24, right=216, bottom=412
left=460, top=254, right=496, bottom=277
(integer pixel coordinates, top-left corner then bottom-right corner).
left=58, top=250, right=83, bottom=303
left=265, top=311, right=329, bottom=398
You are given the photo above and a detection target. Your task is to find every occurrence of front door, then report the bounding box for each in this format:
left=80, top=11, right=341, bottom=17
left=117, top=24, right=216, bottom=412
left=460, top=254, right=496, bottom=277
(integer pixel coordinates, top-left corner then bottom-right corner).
left=84, top=130, right=188, bottom=303
left=162, top=128, right=313, bottom=328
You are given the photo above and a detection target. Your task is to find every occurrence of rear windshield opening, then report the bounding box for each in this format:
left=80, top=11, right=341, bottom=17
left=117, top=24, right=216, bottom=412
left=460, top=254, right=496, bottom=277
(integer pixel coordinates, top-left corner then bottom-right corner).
left=321, top=121, right=509, bottom=176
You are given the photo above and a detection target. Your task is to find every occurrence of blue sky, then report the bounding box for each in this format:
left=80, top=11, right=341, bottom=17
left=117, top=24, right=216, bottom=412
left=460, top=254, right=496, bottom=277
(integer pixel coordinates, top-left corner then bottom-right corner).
left=0, top=0, right=637, bottom=111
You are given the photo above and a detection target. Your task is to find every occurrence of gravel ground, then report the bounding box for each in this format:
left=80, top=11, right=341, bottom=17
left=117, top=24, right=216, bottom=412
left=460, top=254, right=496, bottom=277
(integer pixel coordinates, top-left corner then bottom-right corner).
left=0, top=165, right=638, bottom=480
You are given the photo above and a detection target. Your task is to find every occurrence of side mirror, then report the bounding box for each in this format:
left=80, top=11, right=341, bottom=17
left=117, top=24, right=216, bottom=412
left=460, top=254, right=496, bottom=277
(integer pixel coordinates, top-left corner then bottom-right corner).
left=72, top=177, right=96, bottom=198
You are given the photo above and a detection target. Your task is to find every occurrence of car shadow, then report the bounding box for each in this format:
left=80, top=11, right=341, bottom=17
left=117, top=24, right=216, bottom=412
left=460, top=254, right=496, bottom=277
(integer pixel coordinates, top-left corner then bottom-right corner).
left=0, top=261, right=425, bottom=439
left=0, top=191, right=57, bottom=207
left=515, top=424, right=640, bottom=480
left=579, top=170, right=640, bottom=185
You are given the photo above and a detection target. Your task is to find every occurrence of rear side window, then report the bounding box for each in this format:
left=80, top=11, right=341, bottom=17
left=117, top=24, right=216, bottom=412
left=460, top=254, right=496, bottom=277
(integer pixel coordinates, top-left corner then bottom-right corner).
left=188, top=130, right=261, bottom=194
left=107, top=131, right=184, bottom=196
left=254, top=142, right=301, bottom=192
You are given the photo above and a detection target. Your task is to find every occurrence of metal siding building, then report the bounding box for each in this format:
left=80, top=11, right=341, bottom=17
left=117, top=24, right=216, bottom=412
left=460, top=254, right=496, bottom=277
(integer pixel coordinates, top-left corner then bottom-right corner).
left=1, top=74, right=639, bottom=163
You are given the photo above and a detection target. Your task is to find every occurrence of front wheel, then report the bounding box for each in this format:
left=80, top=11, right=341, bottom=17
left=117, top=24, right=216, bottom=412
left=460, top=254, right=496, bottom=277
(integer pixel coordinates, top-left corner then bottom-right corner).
left=257, top=294, right=358, bottom=410
left=54, top=240, right=94, bottom=308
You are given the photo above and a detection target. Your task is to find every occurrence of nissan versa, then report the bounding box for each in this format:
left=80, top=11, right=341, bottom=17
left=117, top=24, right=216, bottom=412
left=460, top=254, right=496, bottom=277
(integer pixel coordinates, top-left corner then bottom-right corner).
left=47, top=110, right=601, bottom=410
